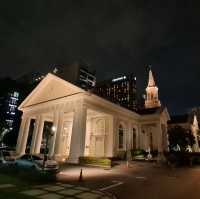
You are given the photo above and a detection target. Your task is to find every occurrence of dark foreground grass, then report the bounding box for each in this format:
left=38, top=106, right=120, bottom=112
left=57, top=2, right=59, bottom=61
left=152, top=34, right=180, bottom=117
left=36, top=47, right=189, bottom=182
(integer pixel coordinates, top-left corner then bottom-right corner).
left=0, top=165, right=57, bottom=199
left=0, top=174, right=36, bottom=199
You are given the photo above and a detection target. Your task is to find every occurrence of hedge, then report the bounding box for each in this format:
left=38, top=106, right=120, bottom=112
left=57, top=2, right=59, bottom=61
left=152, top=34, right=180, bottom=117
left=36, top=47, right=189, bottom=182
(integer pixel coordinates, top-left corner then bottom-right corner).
left=79, top=157, right=112, bottom=168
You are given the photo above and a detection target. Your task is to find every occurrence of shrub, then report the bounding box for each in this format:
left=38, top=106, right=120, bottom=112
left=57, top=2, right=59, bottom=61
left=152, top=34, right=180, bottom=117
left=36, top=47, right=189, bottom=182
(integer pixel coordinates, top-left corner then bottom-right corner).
left=131, top=149, right=146, bottom=156
left=116, top=151, right=127, bottom=160
left=191, top=156, right=200, bottom=165
left=79, top=157, right=112, bottom=168
left=131, top=149, right=146, bottom=160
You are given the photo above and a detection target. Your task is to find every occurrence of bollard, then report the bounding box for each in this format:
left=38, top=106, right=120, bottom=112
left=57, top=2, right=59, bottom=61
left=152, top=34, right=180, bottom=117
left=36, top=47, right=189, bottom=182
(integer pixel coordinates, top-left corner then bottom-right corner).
left=79, top=168, right=83, bottom=182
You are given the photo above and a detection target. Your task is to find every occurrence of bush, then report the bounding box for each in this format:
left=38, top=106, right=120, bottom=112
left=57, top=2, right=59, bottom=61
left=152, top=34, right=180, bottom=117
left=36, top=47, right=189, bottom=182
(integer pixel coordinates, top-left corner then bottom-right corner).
left=79, top=157, right=112, bottom=168
left=131, top=149, right=146, bottom=156
left=191, top=156, right=200, bottom=165
left=116, top=151, right=127, bottom=160
left=165, top=152, right=193, bottom=167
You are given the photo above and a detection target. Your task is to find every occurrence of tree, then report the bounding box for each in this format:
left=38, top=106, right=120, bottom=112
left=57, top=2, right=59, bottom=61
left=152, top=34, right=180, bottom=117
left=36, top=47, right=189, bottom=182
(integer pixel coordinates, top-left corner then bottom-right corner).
left=0, top=120, right=10, bottom=147
left=168, top=125, right=195, bottom=152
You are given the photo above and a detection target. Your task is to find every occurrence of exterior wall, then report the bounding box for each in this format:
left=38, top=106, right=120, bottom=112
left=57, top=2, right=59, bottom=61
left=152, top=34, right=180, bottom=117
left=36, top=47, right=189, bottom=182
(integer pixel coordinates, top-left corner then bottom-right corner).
left=16, top=74, right=170, bottom=163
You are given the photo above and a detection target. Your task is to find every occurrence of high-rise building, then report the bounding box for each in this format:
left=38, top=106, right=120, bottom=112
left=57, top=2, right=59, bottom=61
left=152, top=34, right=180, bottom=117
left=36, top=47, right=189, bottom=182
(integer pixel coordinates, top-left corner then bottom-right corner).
left=0, top=91, right=20, bottom=130
left=17, top=72, right=45, bottom=84
left=52, top=63, right=96, bottom=90
left=93, top=74, right=137, bottom=111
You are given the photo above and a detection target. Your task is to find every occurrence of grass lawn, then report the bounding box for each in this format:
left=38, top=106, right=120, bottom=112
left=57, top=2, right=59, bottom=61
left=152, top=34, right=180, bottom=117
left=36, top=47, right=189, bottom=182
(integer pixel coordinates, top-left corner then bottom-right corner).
left=0, top=166, right=57, bottom=199
left=0, top=174, right=36, bottom=199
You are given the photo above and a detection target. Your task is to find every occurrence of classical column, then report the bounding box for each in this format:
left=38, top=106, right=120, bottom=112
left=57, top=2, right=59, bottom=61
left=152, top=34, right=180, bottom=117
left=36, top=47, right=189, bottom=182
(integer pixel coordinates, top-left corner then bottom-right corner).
left=134, top=125, right=139, bottom=149
left=49, top=111, right=59, bottom=157
left=20, top=117, right=31, bottom=155
left=30, top=115, right=41, bottom=154
left=157, top=123, right=163, bottom=153
left=156, top=122, right=166, bottom=162
left=137, top=124, right=142, bottom=149
left=53, top=110, right=64, bottom=158
left=68, top=103, right=87, bottom=163
left=105, top=116, right=115, bottom=157
left=34, top=116, right=44, bottom=154
left=127, top=122, right=132, bottom=150
left=16, top=115, right=28, bottom=154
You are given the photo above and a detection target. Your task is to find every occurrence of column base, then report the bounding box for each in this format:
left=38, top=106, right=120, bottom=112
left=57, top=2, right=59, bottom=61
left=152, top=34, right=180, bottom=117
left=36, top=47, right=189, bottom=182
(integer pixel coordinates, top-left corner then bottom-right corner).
left=53, top=154, right=67, bottom=162
left=67, top=156, right=80, bottom=164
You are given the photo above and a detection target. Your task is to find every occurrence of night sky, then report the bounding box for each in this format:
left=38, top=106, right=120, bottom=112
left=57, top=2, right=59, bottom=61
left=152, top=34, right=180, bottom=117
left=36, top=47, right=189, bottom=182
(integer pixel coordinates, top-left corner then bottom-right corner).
left=0, top=0, right=200, bottom=115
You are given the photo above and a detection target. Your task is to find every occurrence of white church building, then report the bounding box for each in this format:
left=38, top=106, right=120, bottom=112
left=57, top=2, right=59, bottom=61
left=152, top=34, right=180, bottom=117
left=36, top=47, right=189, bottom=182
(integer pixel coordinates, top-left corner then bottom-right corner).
left=16, top=69, right=170, bottom=163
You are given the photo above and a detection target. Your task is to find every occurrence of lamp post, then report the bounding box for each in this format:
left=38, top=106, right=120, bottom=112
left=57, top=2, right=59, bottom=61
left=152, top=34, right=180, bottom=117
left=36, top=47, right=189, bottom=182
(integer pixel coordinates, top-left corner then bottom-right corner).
left=42, top=125, right=56, bottom=170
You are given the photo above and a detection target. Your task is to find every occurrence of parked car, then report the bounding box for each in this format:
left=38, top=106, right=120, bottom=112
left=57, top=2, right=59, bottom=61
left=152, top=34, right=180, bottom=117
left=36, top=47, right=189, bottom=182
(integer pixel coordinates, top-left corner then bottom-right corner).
left=2, top=151, right=16, bottom=161
left=15, top=154, right=59, bottom=172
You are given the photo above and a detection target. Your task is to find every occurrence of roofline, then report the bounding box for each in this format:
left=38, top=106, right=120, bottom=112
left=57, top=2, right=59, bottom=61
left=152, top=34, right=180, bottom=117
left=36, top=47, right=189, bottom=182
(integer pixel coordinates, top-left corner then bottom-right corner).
left=19, top=73, right=85, bottom=110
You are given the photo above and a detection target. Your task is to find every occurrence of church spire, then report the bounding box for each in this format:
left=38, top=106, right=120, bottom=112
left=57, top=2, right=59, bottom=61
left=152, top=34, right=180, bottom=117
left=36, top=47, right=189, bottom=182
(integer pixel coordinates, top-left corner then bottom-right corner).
left=193, top=114, right=199, bottom=128
left=145, top=67, right=161, bottom=109
left=148, top=69, right=156, bottom=87
left=191, top=114, right=200, bottom=152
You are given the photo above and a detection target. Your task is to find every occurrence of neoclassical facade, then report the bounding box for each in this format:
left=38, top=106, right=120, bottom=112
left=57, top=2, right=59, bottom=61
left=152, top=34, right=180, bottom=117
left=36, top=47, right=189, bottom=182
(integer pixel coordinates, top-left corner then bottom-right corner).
left=16, top=71, right=170, bottom=163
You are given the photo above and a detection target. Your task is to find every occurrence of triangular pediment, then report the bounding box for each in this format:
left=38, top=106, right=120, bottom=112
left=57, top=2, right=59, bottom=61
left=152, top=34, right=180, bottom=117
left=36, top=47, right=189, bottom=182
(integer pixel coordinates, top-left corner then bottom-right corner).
left=19, top=73, right=84, bottom=109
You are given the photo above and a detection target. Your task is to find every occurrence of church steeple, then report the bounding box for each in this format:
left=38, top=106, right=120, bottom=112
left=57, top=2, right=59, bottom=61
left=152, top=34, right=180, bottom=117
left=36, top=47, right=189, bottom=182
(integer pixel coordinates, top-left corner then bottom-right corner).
left=145, top=67, right=161, bottom=109
left=148, top=69, right=156, bottom=87
left=191, top=114, right=200, bottom=152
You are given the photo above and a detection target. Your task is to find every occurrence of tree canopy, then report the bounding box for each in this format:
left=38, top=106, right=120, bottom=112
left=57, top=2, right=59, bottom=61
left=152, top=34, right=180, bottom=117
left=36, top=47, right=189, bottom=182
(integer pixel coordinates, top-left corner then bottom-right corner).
left=168, top=125, right=195, bottom=152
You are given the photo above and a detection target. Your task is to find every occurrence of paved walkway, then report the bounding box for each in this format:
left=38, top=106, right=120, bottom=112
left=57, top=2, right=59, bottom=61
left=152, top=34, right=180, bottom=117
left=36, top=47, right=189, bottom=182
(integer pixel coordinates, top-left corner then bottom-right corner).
left=0, top=182, right=113, bottom=199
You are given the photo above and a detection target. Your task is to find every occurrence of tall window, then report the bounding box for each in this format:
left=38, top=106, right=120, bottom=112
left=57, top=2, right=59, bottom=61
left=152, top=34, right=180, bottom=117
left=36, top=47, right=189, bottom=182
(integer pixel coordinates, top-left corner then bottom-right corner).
left=119, top=124, right=124, bottom=149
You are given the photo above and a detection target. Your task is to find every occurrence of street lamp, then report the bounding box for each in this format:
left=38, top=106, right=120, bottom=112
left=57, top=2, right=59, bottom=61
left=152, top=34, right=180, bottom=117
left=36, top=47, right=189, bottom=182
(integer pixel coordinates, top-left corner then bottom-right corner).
left=42, top=125, right=56, bottom=170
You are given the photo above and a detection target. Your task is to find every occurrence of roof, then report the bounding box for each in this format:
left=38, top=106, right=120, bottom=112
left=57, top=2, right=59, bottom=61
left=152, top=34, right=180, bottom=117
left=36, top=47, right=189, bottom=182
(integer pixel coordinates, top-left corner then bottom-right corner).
left=168, top=114, right=189, bottom=124
left=136, top=107, right=163, bottom=115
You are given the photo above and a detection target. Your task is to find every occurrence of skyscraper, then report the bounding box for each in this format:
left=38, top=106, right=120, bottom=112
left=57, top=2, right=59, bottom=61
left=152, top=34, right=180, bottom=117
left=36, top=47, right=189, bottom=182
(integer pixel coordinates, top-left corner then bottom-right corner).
left=94, top=74, right=137, bottom=111
left=52, top=63, right=96, bottom=90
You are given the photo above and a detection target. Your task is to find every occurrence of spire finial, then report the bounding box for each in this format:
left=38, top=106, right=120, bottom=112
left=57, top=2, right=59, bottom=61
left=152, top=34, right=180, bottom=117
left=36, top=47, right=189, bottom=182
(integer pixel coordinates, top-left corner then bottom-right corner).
left=193, top=114, right=199, bottom=127
left=148, top=66, right=156, bottom=87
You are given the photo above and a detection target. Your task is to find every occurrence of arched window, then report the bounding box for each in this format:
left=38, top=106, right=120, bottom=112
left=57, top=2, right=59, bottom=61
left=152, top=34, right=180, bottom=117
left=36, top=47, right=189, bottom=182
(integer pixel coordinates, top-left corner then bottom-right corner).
left=119, top=124, right=124, bottom=149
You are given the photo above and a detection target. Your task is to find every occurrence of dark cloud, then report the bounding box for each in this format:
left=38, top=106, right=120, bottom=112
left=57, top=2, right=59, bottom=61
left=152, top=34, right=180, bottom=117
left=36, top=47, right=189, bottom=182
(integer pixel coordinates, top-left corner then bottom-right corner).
left=0, top=0, right=200, bottom=114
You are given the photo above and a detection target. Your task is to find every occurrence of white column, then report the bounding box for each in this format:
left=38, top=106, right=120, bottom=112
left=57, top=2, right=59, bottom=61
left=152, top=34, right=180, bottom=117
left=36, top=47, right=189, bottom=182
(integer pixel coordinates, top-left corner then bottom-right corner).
left=105, top=116, right=115, bottom=157
left=68, top=103, right=87, bottom=163
left=54, top=111, right=64, bottom=158
left=127, top=122, right=132, bottom=150
left=20, top=117, right=31, bottom=155
left=157, top=123, right=163, bottom=153
left=49, top=111, right=59, bottom=157
left=30, top=115, right=41, bottom=154
left=137, top=124, right=142, bottom=149
left=34, top=116, right=44, bottom=154
left=16, top=115, right=27, bottom=154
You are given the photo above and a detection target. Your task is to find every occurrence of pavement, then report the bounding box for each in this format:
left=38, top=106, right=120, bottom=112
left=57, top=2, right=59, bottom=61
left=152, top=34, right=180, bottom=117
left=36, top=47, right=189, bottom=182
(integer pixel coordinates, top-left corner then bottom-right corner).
left=2, top=161, right=200, bottom=199
left=56, top=161, right=200, bottom=199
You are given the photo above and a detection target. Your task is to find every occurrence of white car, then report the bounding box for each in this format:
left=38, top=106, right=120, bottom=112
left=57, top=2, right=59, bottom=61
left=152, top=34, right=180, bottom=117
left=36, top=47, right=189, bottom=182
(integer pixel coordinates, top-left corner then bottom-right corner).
left=15, top=154, right=59, bottom=172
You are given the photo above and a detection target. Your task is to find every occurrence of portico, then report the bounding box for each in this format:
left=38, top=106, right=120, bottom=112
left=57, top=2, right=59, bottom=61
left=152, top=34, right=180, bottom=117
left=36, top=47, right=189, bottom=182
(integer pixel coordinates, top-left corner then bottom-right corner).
left=16, top=73, right=170, bottom=163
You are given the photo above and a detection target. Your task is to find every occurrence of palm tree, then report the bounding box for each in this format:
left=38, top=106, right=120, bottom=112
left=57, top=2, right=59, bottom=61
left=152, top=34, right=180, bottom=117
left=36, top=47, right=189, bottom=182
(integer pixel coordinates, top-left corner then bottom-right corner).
left=0, top=120, right=10, bottom=147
